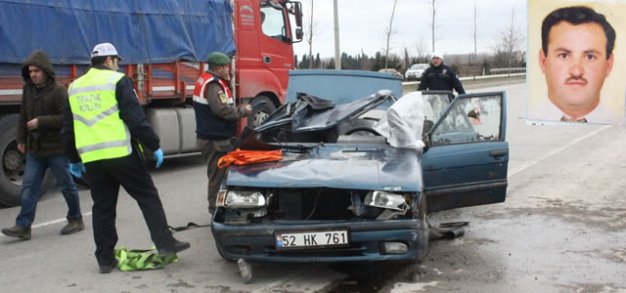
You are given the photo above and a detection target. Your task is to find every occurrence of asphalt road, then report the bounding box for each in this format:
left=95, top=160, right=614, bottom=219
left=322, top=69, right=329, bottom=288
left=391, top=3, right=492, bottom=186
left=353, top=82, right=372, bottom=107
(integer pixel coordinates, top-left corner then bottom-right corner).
left=1, top=81, right=625, bottom=292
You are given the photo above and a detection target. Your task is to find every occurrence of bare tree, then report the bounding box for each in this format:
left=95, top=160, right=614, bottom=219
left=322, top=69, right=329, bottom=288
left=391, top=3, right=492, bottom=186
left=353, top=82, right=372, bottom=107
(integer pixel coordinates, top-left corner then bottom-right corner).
left=359, top=49, right=372, bottom=70
left=403, top=47, right=410, bottom=70
left=383, top=0, right=399, bottom=69
left=424, top=0, right=442, bottom=52
left=304, top=0, right=318, bottom=69
left=493, top=8, right=525, bottom=71
left=473, top=0, right=478, bottom=60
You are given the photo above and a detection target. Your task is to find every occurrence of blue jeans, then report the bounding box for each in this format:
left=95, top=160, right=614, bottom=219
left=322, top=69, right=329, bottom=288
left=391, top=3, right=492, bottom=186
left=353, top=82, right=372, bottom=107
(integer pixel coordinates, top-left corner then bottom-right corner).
left=16, top=153, right=82, bottom=228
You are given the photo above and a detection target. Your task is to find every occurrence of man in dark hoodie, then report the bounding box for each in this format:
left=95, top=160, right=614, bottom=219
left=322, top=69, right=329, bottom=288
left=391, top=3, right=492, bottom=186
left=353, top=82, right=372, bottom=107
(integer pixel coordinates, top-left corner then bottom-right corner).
left=1, top=50, right=84, bottom=240
left=418, top=52, right=466, bottom=95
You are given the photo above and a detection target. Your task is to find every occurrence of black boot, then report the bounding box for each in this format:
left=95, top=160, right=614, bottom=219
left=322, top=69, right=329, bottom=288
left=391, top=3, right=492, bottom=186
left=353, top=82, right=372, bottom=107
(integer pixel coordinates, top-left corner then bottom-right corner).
left=1, top=225, right=31, bottom=240
left=158, top=239, right=191, bottom=256
left=60, top=218, right=84, bottom=235
left=99, top=259, right=118, bottom=274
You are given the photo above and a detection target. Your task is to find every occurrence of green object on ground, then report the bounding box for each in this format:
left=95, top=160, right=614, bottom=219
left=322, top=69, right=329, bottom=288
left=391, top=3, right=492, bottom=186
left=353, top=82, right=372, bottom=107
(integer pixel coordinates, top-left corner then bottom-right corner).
left=114, top=247, right=178, bottom=272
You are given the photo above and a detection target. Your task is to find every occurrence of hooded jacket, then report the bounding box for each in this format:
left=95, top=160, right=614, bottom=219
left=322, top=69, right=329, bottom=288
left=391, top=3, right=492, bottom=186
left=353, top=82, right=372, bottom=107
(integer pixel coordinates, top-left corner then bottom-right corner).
left=18, top=50, right=68, bottom=157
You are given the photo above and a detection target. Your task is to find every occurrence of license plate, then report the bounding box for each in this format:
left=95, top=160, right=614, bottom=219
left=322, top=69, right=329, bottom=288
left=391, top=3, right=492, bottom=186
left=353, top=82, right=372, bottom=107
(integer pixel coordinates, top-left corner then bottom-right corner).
left=275, top=229, right=350, bottom=250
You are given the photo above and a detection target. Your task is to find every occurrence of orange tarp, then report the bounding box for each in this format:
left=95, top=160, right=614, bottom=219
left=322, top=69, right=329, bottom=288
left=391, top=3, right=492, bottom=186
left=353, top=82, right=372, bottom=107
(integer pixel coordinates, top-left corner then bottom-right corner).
left=217, top=149, right=282, bottom=168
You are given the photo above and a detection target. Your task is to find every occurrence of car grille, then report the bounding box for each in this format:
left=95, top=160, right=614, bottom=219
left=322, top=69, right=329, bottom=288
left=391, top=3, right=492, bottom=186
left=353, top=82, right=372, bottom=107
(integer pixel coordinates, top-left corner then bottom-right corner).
left=222, top=188, right=416, bottom=222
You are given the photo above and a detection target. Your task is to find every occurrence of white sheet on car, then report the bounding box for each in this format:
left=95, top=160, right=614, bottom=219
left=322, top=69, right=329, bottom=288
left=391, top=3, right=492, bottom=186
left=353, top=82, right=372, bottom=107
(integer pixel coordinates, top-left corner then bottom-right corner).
left=374, top=91, right=426, bottom=151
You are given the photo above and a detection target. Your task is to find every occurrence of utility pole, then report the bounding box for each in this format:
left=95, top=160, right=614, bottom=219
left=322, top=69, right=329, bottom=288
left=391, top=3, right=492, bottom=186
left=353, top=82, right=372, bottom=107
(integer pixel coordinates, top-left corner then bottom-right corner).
left=333, top=0, right=341, bottom=69
left=431, top=0, right=436, bottom=52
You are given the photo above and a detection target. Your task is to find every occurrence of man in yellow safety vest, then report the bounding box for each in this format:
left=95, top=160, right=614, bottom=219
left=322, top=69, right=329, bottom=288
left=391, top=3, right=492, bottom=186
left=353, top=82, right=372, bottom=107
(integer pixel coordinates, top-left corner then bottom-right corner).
left=63, top=42, right=189, bottom=274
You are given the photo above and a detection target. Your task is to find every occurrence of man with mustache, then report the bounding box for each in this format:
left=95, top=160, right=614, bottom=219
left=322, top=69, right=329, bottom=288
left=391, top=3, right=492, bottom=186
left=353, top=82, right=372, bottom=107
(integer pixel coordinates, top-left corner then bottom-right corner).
left=535, top=6, right=617, bottom=123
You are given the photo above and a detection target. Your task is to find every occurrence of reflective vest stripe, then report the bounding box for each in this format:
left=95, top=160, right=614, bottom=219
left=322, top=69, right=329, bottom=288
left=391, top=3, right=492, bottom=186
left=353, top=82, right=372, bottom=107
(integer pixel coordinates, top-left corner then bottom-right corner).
left=68, top=83, right=117, bottom=96
left=72, top=104, right=120, bottom=127
left=192, top=75, right=215, bottom=104
left=192, top=95, right=209, bottom=105
left=76, top=127, right=132, bottom=154
left=192, top=73, right=233, bottom=104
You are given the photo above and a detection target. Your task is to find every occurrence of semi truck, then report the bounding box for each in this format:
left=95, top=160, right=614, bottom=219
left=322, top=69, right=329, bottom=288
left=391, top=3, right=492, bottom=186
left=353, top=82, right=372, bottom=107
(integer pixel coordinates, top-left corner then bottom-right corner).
left=0, top=0, right=303, bottom=206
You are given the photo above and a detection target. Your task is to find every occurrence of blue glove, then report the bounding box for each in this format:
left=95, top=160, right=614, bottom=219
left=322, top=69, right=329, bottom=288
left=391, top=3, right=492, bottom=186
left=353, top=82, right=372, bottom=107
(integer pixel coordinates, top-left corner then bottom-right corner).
left=69, top=163, right=85, bottom=178
left=153, top=148, right=164, bottom=168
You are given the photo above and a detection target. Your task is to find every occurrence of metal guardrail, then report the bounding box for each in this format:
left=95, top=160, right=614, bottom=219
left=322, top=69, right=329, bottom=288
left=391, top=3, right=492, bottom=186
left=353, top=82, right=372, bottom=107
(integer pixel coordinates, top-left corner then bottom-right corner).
left=489, top=67, right=526, bottom=74
left=459, top=72, right=526, bottom=81
left=402, top=72, right=526, bottom=86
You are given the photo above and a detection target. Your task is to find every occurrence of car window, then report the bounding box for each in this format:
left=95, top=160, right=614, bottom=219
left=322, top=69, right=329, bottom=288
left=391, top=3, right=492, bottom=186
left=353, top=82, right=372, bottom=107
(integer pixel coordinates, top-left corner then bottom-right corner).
left=422, top=93, right=451, bottom=123
left=431, top=95, right=502, bottom=146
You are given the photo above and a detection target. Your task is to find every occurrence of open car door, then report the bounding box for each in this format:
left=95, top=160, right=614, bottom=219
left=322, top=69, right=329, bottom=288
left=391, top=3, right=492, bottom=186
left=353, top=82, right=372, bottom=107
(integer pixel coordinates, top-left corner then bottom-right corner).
left=421, top=92, right=508, bottom=213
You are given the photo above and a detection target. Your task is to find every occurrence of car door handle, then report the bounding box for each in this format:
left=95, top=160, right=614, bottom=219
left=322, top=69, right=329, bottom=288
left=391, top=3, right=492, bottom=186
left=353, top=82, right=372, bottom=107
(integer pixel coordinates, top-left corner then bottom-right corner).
left=489, top=149, right=507, bottom=158
left=263, top=56, right=271, bottom=64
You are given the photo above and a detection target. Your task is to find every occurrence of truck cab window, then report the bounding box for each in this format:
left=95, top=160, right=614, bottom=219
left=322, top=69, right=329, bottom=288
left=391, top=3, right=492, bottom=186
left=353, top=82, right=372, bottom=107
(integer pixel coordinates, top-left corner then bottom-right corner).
left=261, top=4, right=287, bottom=41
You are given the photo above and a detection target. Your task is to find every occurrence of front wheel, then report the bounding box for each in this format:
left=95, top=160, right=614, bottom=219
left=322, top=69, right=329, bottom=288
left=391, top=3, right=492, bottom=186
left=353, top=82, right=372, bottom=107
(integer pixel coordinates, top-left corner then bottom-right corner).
left=247, top=95, right=276, bottom=129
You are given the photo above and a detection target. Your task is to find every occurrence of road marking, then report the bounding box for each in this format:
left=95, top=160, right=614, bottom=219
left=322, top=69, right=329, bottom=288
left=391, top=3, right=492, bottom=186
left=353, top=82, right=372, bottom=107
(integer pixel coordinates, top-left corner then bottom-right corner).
left=0, top=212, right=92, bottom=238
left=509, top=125, right=612, bottom=177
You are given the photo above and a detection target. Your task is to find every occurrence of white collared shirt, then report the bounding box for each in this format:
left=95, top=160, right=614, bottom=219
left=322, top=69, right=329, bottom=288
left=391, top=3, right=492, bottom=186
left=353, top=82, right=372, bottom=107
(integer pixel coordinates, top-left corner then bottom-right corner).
left=528, top=98, right=621, bottom=125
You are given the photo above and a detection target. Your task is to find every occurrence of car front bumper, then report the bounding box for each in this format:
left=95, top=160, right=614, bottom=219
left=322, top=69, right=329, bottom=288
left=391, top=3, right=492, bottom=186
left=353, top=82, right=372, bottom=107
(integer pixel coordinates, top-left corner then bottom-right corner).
left=212, top=218, right=427, bottom=263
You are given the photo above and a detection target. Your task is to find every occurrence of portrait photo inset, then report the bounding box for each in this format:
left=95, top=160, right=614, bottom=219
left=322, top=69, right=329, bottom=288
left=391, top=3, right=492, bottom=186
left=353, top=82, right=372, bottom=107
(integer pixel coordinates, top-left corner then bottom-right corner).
left=528, top=3, right=625, bottom=125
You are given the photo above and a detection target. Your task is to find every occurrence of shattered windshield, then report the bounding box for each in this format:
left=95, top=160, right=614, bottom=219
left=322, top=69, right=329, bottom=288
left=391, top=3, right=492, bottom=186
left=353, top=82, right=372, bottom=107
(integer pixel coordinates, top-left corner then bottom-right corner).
left=291, top=91, right=393, bottom=132
left=240, top=90, right=455, bottom=151
left=247, top=90, right=395, bottom=145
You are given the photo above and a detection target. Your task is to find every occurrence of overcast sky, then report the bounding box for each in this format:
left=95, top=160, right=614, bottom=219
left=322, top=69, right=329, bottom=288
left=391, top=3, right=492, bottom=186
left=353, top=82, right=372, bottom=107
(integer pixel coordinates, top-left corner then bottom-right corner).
left=292, top=0, right=528, bottom=59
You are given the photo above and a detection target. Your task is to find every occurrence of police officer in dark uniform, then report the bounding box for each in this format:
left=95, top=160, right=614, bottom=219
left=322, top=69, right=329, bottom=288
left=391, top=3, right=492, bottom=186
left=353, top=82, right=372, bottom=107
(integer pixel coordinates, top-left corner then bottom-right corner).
left=64, top=43, right=190, bottom=273
left=418, top=52, right=465, bottom=95
left=192, top=52, right=252, bottom=214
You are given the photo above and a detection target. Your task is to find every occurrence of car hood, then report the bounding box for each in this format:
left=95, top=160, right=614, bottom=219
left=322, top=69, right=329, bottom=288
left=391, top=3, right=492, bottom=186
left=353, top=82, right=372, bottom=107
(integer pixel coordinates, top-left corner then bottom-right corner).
left=226, top=144, right=422, bottom=192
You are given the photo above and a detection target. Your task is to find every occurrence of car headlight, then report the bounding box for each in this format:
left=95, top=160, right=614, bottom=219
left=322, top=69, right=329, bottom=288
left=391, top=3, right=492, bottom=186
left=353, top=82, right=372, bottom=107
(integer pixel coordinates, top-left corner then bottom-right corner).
left=364, top=191, right=408, bottom=211
left=219, top=190, right=266, bottom=208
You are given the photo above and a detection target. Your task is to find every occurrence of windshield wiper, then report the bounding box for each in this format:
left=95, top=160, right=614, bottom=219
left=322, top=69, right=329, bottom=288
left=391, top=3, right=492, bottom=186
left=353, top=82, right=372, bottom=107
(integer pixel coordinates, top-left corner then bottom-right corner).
left=278, top=142, right=323, bottom=153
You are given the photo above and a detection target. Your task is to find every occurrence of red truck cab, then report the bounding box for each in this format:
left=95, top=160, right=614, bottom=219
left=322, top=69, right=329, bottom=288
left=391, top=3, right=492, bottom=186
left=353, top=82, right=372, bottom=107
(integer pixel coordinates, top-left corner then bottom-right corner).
left=235, top=0, right=303, bottom=126
left=0, top=0, right=303, bottom=206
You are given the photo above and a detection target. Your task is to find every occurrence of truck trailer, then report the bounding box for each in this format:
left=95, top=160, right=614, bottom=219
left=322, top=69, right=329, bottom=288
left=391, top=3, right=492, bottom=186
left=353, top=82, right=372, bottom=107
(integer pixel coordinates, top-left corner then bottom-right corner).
left=0, top=0, right=303, bottom=206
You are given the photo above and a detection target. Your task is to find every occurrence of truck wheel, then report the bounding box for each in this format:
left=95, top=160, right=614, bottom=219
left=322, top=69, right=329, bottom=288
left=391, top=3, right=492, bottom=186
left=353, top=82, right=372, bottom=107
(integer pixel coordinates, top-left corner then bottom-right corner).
left=0, top=114, right=53, bottom=207
left=247, top=96, right=276, bottom=128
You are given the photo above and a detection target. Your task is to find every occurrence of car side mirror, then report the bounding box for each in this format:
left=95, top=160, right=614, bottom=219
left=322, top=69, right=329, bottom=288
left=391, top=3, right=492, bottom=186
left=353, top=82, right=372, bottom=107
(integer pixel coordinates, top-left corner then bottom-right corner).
left=294, top=28, right=303, bottom=42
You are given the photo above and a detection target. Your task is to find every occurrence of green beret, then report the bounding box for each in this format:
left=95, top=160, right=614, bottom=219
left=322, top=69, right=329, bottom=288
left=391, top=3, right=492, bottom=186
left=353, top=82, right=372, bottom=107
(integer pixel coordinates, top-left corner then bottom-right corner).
left=207, top=52, right=231, bottom=65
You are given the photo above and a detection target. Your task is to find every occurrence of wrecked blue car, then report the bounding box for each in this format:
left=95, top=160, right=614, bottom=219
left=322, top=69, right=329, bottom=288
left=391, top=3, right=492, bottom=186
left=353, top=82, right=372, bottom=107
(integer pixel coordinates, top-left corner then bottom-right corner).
left=211, top=72, right=508, bottom=263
